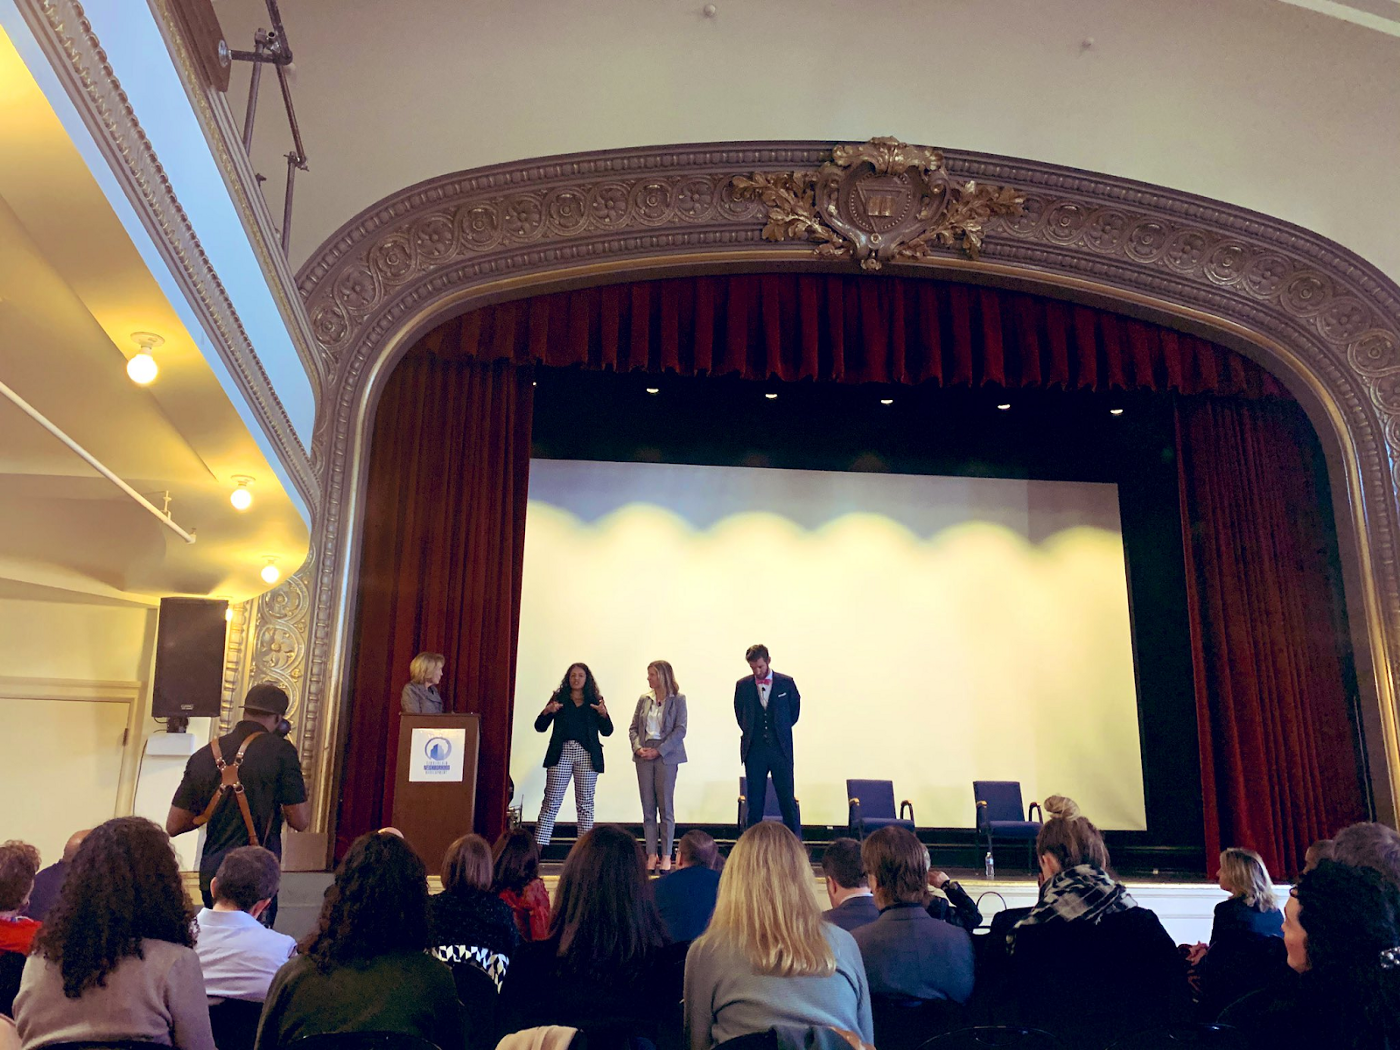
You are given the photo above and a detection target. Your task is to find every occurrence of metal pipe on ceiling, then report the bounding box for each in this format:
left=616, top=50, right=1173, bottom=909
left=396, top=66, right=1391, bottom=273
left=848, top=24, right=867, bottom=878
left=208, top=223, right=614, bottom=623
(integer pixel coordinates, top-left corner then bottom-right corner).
left=0, top=378, right=197, bottom=544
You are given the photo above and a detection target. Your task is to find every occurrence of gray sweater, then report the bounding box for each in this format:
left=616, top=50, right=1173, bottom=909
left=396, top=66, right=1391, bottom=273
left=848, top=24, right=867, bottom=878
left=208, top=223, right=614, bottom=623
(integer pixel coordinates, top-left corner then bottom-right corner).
left=683, top=923, right=873, bottom=1050
left=15, top=939, right=215, bottom=1050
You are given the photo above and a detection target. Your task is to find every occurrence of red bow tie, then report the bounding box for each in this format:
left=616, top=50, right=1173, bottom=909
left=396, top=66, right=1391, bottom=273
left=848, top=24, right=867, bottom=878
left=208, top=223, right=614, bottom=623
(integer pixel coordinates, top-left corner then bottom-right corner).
left=757, top=678, right=772, bottom=686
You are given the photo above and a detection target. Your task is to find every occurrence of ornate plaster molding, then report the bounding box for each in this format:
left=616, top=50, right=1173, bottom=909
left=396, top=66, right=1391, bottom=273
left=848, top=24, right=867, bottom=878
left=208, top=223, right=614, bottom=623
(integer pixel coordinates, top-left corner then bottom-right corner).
left=288, top=139, right=1400, bottom=838
left=15, top=0, right=318, bottom=510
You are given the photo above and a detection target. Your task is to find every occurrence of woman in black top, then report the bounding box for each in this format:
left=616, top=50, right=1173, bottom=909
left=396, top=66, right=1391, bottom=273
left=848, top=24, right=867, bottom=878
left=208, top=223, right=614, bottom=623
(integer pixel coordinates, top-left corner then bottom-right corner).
left=497, top=825, right=685, bottom=1050
left=533, top=663, right=612, bottom=847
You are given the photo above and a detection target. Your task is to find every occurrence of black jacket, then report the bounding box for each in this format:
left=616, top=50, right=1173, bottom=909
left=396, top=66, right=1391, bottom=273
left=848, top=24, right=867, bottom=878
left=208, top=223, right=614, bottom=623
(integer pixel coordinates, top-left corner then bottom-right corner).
left=733, top=672, right=801, bottom=761
left=535, top=694, right=614, bottom=773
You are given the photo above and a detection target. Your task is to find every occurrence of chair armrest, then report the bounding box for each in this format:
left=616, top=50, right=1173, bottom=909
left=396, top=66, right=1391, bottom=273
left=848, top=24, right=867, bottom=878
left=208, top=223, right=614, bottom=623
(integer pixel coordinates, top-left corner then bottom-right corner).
left=848, top=797, right=861, bottom=834
left=899, top=799, right=914, bottom=823
left=976, top=799, right=990, bottom=832
left=1028, top=801, right=1043, bottom=823
left=737, top=793, right=746, bottom=826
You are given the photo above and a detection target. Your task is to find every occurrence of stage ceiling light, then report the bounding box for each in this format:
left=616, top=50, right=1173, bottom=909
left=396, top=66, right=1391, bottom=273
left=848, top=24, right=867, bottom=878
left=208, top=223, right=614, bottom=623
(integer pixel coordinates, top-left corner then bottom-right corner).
left=126, top=332, right=164, bottom=385
left=765, top=393, right=778, bottom=400
left=645, top=387, right=659, bottom=395
left=880, top=398, right=894, bottom=405
left=996, top=402, right=1011, bottom=411
left=230, top=476, right=255, bottom=511
left=1110, top=408, right=1125, bottom=416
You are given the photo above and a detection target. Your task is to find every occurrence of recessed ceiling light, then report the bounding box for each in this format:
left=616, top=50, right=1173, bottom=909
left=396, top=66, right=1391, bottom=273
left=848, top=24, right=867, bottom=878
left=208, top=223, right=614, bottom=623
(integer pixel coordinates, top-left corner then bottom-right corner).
left=230, top=476, right=255, bottom=511
left=996, top=403, right=1011, bottom=411
left=879, top=398, right=894, bottom=406
left=645, top=387, right=659, bottom=395
left=764, top=393, right=778, bottom=400
left=1110, top=408, right=1125, bottom=416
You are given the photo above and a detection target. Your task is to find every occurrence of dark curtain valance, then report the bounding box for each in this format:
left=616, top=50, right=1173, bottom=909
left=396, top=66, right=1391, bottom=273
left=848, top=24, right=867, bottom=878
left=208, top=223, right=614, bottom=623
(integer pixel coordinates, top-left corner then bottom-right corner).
left=420, top=274, right=1289, bottom=397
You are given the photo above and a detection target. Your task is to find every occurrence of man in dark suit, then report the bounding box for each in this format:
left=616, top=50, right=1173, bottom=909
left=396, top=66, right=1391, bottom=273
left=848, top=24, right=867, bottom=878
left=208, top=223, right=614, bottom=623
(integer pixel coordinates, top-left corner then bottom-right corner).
left=822, top=837, right=879, bottom=932
left=733, top=643, right=801, bottom=838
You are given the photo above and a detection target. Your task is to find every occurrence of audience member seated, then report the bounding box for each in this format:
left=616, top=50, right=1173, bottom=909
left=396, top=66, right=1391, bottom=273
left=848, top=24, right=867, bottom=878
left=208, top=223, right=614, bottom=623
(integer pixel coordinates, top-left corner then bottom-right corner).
left=1042, top=795, right=1080, bottom=820
left=685, top=822, right=873, bottom=1049
left=0, top=842, right=41, bottom=1019
left=430, top=833, right=519, bottom=993
left=1303, top=839, right=1334, bottom=874
left=820, top=839, right=877, bottom=933
left=13, top=817, right=215, bottom=1050
left=654, top=830, right=723, bottom=945
left=195, top=846, right=297, bottom=1002
left=20, top=830, right=86, bottom=924
left=1194, top=848, right=1286, bottom=1019
left=255, top=831, right=463, bottom=1050
left=497, top=825, right=684, bottom=1049
left=1221, top=859, right=1400, bottom=1049
left=1009, top=814, right=1187, bottom=1046
left=853, top=827, right=974, bottom=1006
left=924, top=867, right=981, bottom=931
left=492, top=829, right=551, bottom=942
left=1333, top=821, right=1400, bottom=889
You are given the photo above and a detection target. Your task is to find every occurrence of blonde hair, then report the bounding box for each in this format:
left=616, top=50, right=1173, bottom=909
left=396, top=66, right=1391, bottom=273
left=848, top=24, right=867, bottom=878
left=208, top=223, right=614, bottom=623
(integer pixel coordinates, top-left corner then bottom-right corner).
left=1219, top=847, right=1279, bottom=912
left=1043, top=795, right=1081, bottom=820
left=697, top=821, right=834, bottom=978
left=648, top=660, right=680, bottom=699
left=409, top=652, right=444, bottom=685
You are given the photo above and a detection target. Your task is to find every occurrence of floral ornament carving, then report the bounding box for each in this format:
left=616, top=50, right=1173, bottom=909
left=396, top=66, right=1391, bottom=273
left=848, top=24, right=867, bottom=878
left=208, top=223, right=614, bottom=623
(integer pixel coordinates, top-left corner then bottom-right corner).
left=731, top=137, right=1025, bottom=270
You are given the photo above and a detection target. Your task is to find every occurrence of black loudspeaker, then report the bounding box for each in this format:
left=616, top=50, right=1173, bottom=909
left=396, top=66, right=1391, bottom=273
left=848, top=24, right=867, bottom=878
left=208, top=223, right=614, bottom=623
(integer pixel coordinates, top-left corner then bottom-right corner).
left=151, top=597, right=230, bottom=718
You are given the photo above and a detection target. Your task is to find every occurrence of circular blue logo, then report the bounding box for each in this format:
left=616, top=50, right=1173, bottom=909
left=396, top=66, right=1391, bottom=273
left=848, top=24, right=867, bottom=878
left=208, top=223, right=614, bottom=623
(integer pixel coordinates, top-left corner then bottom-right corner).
left=426, top=736, right=452, bottom=761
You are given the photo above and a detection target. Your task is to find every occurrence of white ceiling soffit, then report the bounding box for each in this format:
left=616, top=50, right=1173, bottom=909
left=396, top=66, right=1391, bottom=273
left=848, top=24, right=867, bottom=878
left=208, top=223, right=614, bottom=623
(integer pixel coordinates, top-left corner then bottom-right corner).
left=202, top=0, right=1400, bottom=290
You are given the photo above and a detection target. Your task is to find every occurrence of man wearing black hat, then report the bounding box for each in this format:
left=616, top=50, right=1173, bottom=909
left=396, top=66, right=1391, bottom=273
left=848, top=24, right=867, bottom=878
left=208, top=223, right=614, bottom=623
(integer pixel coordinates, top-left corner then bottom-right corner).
left=167, top=684, right=310, bottom=922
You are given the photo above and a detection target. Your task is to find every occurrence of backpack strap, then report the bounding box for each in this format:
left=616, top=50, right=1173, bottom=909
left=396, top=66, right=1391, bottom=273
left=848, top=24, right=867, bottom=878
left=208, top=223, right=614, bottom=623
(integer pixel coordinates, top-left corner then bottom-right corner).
left=192, top=732, right=268, bottom=847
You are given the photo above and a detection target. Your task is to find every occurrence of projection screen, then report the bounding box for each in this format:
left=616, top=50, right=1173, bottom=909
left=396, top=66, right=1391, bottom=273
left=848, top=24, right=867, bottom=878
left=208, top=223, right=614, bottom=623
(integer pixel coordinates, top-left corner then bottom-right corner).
left=510, top=459, right=1148, bottom=831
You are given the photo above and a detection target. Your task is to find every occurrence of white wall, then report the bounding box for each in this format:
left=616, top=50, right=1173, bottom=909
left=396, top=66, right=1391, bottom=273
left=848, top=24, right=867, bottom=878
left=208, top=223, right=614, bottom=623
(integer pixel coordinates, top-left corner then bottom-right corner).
left=0, top=594, right=158, bottom=865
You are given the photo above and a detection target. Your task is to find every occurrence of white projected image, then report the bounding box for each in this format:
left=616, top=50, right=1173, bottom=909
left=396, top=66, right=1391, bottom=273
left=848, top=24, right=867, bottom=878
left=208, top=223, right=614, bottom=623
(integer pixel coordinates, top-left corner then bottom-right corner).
left=511, top=460, right=1148, bottom=832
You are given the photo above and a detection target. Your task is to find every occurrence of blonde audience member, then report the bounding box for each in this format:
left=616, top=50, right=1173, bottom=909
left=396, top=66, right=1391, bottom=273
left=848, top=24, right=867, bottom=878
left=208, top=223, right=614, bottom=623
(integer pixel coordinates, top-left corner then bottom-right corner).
left=684, top=822, right=873, bottom=1049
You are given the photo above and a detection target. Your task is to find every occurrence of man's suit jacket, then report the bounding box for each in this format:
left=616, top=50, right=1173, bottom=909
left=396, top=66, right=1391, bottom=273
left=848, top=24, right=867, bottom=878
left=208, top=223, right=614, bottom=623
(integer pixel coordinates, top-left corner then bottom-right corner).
left=824, top=893, right=880, bottom=933
left=653, top=864, right=721, bottom=944
left=733, top=672, right=800, bottom=761
left=852, top=902, right=975, bottom=1004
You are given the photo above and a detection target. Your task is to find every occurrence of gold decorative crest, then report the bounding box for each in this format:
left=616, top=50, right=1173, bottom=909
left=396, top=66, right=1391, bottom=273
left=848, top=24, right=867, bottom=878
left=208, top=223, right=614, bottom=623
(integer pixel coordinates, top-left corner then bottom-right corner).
left=731, top=137, right=1024, bottom=270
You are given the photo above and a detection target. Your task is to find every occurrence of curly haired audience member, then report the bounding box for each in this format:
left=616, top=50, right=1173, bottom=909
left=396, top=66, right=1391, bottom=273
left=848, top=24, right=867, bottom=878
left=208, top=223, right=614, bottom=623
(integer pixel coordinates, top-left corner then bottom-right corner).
left=254, top=831, right=463, bottom=1050
left=498, top=825, right=683, bottom=1049
left=0, top=840, right=41, bottom=1019
left=491, top=829, right=551, bottom=942
left=13, top=817, right=214, bottom=1050
left=1010, top=815, right=1187, bottom=1045
left=685, top=822, right=873, bottom=1049
left=1223, top=859, right=1400, bottom=1049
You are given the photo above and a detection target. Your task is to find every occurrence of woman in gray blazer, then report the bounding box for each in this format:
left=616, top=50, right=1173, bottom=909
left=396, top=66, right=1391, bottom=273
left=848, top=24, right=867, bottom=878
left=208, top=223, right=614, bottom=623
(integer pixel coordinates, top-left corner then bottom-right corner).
left=630, top=660, right=688, bottom=873
left=401, top=652, right=445, bottom=714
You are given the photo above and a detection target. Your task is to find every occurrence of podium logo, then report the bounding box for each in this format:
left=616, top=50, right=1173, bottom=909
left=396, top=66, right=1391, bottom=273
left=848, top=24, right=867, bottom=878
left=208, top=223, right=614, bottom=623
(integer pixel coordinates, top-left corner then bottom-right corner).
left=423, top=735, right=453, bottom=772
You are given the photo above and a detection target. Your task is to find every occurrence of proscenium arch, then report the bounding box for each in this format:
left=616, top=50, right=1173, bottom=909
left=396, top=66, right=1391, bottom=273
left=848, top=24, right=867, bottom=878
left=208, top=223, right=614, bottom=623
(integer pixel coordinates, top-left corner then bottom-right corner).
left=294, top=141, right=1400, bottom=840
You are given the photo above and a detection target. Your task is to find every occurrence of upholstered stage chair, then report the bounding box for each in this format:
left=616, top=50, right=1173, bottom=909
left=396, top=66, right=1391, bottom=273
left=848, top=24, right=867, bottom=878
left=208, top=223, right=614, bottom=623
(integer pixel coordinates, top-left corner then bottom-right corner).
left=846, top=778, right=915, bottom=839
left=737, top=775, right=800, bottom=827
left=972, top=781, right=1042, bottom=872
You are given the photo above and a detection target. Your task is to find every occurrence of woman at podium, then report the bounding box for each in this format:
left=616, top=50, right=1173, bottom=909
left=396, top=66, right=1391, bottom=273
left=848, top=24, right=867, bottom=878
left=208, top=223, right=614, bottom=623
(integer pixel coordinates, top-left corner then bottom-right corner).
left=401, top=652, right=445, bottom=714
left=533, top=662, right=612, bottom=846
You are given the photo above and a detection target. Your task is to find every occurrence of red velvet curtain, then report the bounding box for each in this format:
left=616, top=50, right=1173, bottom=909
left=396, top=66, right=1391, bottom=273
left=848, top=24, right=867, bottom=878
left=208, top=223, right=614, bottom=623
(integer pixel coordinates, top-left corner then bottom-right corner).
left=1176, top=397, right=1366, bottom=878
left=339, top=273, right=1358, bottom=865
left=336, top=356, right=532, bottom=857
left=419, top=274, right=1287, bottom=396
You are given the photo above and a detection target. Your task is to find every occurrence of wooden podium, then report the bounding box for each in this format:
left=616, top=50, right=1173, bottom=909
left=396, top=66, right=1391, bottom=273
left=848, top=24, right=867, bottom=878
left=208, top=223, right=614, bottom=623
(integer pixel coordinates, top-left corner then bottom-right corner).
left=391, top=713, right=481, bottom=871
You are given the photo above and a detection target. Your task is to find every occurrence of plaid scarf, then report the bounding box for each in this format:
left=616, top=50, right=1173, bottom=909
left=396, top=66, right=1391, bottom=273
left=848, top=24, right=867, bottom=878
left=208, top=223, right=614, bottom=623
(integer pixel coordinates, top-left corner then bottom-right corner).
left=1011, top=864, right=1137, bottom=947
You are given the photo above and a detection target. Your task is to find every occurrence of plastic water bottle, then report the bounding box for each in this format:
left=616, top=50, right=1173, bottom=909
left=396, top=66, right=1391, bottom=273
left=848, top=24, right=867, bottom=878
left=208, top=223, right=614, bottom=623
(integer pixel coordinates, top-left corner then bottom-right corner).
left=984, top=850, right=995, bottom=880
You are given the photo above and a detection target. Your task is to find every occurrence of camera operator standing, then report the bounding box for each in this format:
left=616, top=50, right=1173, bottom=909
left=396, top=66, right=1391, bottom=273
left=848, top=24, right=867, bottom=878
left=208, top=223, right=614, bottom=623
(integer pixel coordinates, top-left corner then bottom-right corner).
left=166, top=683, right=310, bottom=925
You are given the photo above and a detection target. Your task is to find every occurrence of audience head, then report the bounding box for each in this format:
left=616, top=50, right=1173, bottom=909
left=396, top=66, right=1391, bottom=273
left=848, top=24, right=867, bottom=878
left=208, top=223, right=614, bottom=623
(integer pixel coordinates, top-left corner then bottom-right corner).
left=492, top=828, right=541, bottom=894
left=551, top=825, right=665, bottom=973
left=1218, top=847, right=1279, bottom=912
left=1304, top=839, right=1336, bottom=874
left=677, top=829, right=723, bottom=872
left=556, top=662, right=601, bottom=703
left=1043, top=795, right=1081, bottom=821
left=646, top=659, right=680, bottom=698
left=211, top=846, right=281, bottom=917
left=861, top=826, right=929, bottom=909
left=409, top=651, right=445, bottom=686
left=302, top=830, right=430, bottom=970
left=820, top=837, right=866, bottom=909
left=705, top=821, right=834, bottom=979
left=1333, top=822, right=1400, bottom=890
left=1036, top=815, right=1110, bottom=880
left=34, top=816, right=195, bottom=998
left=441, top=833, right=494, bottom=894
left=60, top=829, right=90, bottom=865
left=0, top=840, right=40, bottom=914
